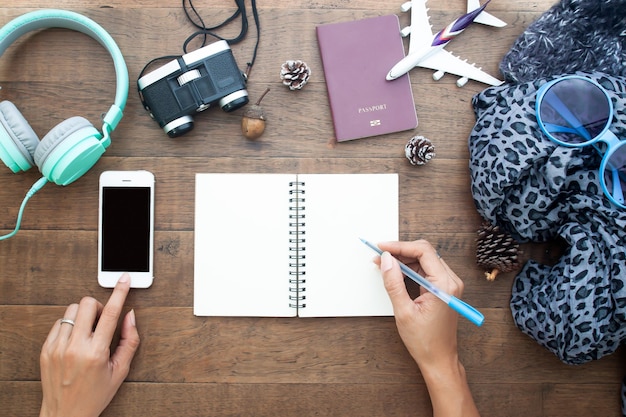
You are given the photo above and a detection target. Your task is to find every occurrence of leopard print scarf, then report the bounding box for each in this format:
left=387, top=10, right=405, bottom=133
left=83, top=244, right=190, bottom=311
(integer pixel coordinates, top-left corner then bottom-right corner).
left=469, top=71, right=626, bottom=366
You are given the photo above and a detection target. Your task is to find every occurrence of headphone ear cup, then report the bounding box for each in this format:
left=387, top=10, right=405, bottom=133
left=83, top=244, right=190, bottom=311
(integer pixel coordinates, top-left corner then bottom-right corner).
left=0, top=101, right=40, bottom=172
left=35, top=116, right=105, bottom=186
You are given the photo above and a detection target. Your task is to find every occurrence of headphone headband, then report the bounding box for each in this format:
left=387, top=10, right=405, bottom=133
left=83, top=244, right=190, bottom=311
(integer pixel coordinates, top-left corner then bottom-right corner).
left=0, top=9, right=128, bottom=138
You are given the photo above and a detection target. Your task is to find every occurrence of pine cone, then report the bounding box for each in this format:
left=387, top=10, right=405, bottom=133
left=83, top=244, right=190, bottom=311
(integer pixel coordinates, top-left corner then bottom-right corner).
left=405, top=136, right=435, bottom=165
left=280, top=60, right=311, bottom=90
left=476, top=222, right=521, bottom=281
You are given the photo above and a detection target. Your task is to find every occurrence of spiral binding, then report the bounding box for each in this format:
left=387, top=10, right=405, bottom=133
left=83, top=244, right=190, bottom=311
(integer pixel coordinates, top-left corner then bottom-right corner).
left=288, top=181, right=306, bottom=310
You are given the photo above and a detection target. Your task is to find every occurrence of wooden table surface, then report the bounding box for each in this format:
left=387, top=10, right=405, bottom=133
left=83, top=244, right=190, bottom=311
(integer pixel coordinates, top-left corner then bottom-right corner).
left=1, top=1, right=624, bottom=416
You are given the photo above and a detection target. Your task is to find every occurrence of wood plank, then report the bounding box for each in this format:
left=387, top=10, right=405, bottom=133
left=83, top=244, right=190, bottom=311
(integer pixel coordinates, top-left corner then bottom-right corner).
left=0, top=6, right=544, bottom=161
left=542, top=383, right=625, bottom=417
left=2, top=306, right=623, bottom=386
left=0, top=157, right=485, bottom=231
left=0, top=227, right=564, bottom=308
left=2, top=381, right=623, bottom=417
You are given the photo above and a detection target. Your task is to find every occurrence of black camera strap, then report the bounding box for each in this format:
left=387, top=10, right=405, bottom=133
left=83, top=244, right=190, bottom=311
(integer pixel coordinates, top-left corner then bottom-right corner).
left=182, top=0, right=260, bottom=77
left=138, top=0, right=260, bottom=81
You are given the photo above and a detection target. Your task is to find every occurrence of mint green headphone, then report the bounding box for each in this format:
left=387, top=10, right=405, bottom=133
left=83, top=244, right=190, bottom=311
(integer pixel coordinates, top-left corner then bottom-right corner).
left=0, top=9, right=128, bottom=240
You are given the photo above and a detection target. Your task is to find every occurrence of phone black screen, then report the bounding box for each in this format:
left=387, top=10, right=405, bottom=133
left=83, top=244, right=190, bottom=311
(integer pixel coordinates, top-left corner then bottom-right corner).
left=101, top=187, right=151, bottom=272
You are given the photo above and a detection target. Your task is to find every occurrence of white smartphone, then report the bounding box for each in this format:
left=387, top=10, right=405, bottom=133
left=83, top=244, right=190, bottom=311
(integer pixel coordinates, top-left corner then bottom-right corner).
left=98, top=170, right=155, bottom=288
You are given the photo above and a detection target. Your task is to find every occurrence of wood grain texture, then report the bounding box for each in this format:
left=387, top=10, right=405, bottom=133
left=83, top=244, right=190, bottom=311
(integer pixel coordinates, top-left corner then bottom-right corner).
left=1, top=0, right=624, bottom=416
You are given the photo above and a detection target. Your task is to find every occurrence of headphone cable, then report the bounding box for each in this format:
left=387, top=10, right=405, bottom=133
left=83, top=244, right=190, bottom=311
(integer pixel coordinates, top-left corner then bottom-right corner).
left=0, top=176, right=48, bottom=240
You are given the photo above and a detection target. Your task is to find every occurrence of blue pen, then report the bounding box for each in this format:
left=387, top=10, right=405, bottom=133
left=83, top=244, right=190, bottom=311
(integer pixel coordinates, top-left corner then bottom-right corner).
left=360, top=238, right=484, bottom=327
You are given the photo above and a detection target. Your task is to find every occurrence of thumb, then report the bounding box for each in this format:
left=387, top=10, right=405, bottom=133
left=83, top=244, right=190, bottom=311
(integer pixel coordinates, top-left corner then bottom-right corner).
left=110, top=309, right=140, bottom=382
left=380, top=251, right=414, bottom=309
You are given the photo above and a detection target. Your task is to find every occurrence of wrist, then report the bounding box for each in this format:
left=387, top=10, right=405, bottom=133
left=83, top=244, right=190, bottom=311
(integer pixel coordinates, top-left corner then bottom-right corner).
left=40, top=405, right=63, bottom=417
left=40, top=406, right=53, bottom=417
left=419, top=358, right=480, bottom=417
left=418, top=354, right=465, bottom=387
left=40, top=402, right=100, bottom=417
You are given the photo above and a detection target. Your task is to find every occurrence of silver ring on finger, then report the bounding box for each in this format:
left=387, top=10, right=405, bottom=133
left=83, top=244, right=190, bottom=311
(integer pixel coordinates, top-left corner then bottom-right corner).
left=59, top=318, right=75, bottom=327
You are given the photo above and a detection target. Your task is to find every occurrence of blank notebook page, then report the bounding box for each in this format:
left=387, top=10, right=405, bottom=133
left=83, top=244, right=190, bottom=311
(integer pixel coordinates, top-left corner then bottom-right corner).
left=194, top=174, right=294, bottom=317
left=298, top=174, right=396, bottom=317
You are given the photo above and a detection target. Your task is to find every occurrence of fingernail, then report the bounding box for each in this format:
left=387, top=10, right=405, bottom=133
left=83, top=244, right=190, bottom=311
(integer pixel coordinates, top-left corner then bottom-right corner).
left=129, top=309, right=136, bottom=327
left=381, top=252, right=394, bottom=272
left=119, top=273, right=130, bottom=284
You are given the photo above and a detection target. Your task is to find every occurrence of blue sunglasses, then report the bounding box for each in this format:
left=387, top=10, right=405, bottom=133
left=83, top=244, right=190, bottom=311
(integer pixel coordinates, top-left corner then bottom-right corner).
left=536, top=75, right=626, bottom=208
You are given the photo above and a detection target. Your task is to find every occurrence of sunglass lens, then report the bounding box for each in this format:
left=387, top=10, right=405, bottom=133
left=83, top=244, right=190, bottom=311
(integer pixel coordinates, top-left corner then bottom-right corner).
left=603, top=144, right=626, bottom=207
left=539, top=78, right=611, bottom=144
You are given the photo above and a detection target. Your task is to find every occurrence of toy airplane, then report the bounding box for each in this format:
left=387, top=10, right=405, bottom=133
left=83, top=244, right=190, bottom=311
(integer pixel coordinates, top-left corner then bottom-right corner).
left=387, top=0, right=506, bottom=87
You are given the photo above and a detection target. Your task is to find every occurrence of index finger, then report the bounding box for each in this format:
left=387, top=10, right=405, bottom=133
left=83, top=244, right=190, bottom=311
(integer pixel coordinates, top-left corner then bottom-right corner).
left=379, top=240, right=464, bottom=297
left=378, top=240, right=445, bottom=276
left=94, top=273, right=131, bottom=345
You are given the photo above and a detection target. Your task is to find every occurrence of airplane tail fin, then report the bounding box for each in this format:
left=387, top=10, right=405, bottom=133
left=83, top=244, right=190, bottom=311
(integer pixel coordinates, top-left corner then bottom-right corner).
left=467, top=0, right=507, bottom=27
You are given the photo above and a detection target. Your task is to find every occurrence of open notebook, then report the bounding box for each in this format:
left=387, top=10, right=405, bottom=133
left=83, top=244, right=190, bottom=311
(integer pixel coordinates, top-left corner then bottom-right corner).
left=194, top=173, right=398, bottom=317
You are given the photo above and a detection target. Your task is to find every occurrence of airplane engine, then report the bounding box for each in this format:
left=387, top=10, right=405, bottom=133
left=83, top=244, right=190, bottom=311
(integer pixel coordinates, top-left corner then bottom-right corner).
left=433, top=70, right=445, bottom=81
left=456, top=76, right=469, bottom=87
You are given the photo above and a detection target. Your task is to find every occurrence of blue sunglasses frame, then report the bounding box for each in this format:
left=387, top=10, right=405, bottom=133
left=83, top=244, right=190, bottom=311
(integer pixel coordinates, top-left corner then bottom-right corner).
left=536, top=75, right=626, bottom=208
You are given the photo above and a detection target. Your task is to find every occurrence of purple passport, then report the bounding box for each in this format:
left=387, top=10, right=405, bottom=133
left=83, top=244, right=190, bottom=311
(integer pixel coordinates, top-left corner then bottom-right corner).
left=316, top=15, right=418, bottom=142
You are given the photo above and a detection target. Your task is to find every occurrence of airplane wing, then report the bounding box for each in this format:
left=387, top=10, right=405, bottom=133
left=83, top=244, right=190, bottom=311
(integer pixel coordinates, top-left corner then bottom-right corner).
left=418, top=48, right=503, bottom=86
left=467, top=0, right=507, bottom=27
left=407, top=0, right=434, bottom=54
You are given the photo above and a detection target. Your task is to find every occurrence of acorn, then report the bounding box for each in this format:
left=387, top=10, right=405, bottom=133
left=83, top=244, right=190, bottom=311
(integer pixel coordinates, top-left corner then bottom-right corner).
left=242, top=88, right=270, bottom=140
